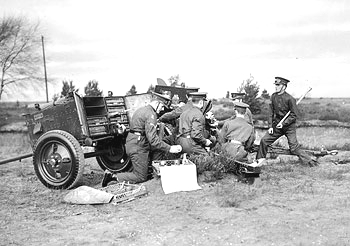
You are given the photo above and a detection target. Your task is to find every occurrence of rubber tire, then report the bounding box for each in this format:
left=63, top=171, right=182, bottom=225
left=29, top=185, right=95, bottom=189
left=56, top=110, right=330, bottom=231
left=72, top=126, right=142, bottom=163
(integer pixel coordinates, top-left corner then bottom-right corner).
left=33, top=130, right=85, bottom=189
left=95, top=139, right=131, bottom=172
left=96, top=154, right=131, bottom=172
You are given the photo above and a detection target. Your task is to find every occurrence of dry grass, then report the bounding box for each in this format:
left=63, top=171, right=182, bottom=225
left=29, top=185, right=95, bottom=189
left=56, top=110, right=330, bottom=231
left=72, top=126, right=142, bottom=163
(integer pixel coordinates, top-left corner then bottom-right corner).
left=1, top=131, right=350, bottom=245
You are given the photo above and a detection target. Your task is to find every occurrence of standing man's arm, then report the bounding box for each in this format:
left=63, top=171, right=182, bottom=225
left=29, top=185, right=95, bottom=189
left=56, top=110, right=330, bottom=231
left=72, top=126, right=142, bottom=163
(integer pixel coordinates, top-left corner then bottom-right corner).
left=267, top=94, right=275, bottom=134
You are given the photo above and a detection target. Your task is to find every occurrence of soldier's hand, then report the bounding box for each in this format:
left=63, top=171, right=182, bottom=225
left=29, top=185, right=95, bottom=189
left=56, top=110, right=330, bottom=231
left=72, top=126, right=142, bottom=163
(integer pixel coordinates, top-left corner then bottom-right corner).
left=205, top=139, right=212, bottom=146
left=276, top=123, right=283, bottom=129
left=169, top=145, right=182, bottom=153
left=268, top=127, right=274, bottom=135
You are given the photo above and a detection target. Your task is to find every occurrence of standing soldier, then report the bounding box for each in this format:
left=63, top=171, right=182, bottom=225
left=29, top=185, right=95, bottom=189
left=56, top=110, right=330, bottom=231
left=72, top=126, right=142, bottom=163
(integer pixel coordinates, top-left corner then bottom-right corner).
left=102, top=92, right=182, bottom=187
left=219, top=101, right=255, bottom=161
left=177, top=92, right=212, bottom=156
left=252, top=77, right=316, bottom=167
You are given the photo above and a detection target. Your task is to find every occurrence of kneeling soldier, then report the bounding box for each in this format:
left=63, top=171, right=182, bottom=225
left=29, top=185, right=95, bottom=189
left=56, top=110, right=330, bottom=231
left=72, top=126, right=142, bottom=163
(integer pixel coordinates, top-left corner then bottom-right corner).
left=177, top=92, right=212, bottom=156
left=219, top=101, right=255, bottom=161
left=102, top=92, right=182, bottom=187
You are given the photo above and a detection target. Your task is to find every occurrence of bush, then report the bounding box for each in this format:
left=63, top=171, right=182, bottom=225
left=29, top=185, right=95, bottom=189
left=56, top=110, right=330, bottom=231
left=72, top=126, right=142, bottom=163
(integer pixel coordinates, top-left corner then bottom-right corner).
left=212, top=108, right=235, bottom=121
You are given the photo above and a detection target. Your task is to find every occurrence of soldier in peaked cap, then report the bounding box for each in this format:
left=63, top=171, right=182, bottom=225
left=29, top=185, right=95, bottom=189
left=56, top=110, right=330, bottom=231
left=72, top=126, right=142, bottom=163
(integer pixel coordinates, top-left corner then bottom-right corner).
left=218, top=92, right=254, bottom=128
left=218, top=101, right=255, bottom=161
left=177, top=92, right=213, bottom=156
left=251, top=76, right=317, bottom=167
left=102, top=91, right=182, bottom=187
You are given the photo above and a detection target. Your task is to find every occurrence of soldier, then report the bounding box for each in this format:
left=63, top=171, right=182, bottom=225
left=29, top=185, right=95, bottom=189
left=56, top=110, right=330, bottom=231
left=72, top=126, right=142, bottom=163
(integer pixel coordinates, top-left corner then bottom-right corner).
left=102, top=92, right=182, bottom=186
left=252, top=77, right=316, bottom=167
left=218, top=92, right=253, bottom=127
left=177, top=92, right=212, bottom=156
left=218, top=101, right=255, bottom=161
left=158, top=93, right=193, bottom=124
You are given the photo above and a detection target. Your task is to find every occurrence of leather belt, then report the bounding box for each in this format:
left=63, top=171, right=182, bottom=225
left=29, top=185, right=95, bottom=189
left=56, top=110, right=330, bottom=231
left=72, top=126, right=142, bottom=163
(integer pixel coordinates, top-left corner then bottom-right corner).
left=129, top=130, right=145, bottom=136
left=180, top=134, right=191, bottom=139
left=229, top=139, right=242, bottom=145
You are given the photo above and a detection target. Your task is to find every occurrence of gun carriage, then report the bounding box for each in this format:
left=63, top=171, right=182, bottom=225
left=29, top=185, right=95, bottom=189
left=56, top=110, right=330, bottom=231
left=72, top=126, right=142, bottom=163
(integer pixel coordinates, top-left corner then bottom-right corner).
left=0, top=85, right=201, bottom=190
left=1, top=91, right=154, bottom=189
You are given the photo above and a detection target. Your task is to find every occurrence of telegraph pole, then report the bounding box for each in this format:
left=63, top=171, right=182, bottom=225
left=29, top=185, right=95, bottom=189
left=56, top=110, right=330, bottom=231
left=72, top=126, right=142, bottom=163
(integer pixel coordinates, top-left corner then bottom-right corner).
left=41, top=35, right=48, bottom=102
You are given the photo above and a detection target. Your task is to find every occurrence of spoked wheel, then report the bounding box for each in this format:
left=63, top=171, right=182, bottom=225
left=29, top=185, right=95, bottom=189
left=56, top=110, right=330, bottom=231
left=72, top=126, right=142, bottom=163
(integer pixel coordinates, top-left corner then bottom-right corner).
left=96, top=138, right=131, bottom=172
left=33, top=130, right=85, bottom=189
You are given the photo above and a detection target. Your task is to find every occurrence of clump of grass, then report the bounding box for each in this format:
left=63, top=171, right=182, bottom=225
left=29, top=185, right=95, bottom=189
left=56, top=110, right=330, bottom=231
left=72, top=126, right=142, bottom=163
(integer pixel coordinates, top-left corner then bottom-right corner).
left=189, top=153, right=225, bottom=181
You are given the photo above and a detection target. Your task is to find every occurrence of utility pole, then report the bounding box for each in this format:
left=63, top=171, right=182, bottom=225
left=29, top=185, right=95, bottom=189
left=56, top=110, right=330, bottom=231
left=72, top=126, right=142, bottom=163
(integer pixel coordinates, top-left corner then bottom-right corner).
left=41, top=36, right=48, bottom=102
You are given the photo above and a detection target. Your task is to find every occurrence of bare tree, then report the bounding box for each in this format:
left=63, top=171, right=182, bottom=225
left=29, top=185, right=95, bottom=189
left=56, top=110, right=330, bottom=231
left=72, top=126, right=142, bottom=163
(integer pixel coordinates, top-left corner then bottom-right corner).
left=0, top=16, right=42, bottom=100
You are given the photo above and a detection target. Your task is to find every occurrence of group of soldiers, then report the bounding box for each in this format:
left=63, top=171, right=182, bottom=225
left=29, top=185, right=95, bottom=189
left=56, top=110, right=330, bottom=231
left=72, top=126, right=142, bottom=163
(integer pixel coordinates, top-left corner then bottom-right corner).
left=102, top=76, right=316, bottom=187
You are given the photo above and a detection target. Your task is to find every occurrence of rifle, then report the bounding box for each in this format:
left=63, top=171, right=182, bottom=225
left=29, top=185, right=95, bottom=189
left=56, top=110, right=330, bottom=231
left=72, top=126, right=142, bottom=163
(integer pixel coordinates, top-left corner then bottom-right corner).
left=277, top=87, right=312, bottom=126
left=268, top=146, right=338, bottom=158
left=247, top=144, right=338, bottom=159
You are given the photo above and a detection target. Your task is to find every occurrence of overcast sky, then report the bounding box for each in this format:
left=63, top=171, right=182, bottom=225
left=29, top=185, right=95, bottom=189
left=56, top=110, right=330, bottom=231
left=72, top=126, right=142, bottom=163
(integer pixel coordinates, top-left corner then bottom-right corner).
left=1, top=0, right=350, bottom=101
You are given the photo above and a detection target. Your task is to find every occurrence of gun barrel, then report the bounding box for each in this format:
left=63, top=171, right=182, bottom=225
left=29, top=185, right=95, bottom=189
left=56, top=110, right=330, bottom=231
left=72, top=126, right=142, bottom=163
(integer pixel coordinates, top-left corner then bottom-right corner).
left=0, top=153, right=33, bottom=165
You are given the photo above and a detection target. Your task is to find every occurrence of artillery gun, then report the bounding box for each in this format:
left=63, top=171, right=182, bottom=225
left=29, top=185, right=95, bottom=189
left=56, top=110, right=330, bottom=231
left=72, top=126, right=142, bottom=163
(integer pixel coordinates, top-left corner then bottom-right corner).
left=0, top=91, right=154, bottom=189
left=0, top=85, right=201, bottom=190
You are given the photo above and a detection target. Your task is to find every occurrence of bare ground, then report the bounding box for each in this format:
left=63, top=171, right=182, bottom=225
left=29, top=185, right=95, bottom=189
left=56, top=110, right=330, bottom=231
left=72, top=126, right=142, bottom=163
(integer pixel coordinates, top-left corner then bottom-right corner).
left=1, top=152, right=350, bottom=246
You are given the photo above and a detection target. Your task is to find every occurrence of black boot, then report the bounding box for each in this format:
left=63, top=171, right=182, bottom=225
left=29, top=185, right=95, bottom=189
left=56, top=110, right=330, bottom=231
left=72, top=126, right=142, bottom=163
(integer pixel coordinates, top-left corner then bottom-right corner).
left=102, top=170, right=114, bottom=187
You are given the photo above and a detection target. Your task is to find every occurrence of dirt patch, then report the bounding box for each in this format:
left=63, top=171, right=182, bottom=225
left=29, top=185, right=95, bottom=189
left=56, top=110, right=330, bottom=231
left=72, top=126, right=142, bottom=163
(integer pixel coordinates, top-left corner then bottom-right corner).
left=1, top=154, right=350, bottom=245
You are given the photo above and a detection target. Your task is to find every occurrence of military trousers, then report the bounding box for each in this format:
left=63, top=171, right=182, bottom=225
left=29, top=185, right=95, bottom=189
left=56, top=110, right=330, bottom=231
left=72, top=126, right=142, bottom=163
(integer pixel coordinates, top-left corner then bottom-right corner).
left=222, top=142, right=248, bottom=162
left=116, top=133, right=152, bottom=184
left=177, top=136, right=208, bottom=156
left=256, top=123, right=313, bottom=165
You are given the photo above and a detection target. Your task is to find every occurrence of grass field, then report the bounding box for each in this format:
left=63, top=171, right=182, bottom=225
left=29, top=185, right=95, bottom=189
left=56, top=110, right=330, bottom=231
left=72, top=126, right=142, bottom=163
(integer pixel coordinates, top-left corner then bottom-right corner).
left=1, top=98, right=350, bottom=245
left=1, top=132, right=350, bottom=245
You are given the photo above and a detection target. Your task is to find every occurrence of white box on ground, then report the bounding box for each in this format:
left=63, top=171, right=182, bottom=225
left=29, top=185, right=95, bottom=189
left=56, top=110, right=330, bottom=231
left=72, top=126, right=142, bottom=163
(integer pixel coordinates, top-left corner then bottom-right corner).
left=159, top=162, right=202, bottom=194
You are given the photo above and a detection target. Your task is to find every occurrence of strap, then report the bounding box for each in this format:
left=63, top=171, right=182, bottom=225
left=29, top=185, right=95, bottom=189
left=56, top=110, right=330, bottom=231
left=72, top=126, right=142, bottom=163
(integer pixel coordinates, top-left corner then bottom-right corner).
left=229, top=139, right=242, bottom=145
left=129, top=130, right=145, bottom=136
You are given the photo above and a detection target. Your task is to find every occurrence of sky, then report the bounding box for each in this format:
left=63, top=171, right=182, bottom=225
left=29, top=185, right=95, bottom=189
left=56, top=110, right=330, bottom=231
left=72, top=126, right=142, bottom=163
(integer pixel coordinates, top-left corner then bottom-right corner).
left=1, top=0, right=350, bottom=101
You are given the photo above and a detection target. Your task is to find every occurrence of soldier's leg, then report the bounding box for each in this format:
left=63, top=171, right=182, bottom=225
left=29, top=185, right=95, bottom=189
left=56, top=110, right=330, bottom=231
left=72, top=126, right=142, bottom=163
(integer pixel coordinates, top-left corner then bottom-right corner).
left=192, top=145, right=209, bottom=156
left=116, top=149, right=150, bottom=183
left=235, top=145, right=249, bottom=162
left=256, top=129, right=283, bottom=159
left=285, top=125, right=316, bottom=166
left=223, top=143, right=239, bottom=159
left=177, top=137, right=194, bottom=154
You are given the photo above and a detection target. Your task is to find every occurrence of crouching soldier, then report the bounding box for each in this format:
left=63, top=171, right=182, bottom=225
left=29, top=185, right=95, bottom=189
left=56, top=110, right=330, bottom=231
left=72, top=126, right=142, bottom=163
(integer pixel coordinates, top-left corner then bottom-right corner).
left=102, top=92, right=182, bottom=187
left=177, top=92, right=212, bottom=156
left=218, top=101, right=255, bottom=162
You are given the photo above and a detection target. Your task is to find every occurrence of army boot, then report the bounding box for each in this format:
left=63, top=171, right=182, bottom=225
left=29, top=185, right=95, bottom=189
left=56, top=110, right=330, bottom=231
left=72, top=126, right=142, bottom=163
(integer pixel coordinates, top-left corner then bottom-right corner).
left=102, top=170, right=117, bottom=187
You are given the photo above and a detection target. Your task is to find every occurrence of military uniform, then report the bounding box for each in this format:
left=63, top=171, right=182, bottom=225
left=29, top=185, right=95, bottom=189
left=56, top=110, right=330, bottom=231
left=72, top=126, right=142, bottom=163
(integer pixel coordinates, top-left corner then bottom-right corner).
left=102, top=92, right=175, bottom=185
left=256, top=77, right=315, bottom=166
left=218, top=93, right=254, bottom=127
left=158, top=100, right=193, bottom=123
left=218, top=108, right=253, bottom=127
left=115, top=104, right=171, bottom=183
left=177, top=92, right=209, bottom=156
left=219, top=102, right=255, bottom=161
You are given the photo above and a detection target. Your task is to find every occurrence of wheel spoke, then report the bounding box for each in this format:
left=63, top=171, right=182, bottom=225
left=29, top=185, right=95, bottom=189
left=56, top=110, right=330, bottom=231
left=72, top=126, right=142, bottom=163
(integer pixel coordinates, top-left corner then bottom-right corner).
left=52, top=143, right=58, bottom=154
